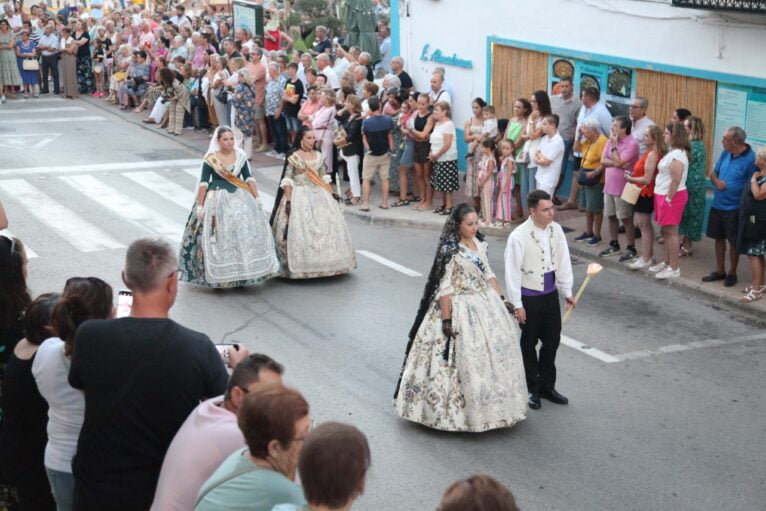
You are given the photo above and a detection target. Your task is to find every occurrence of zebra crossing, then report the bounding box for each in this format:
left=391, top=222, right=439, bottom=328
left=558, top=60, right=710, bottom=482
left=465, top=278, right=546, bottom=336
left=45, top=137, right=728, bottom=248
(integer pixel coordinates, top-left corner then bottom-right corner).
left=0, top=159, right=277, bottom=260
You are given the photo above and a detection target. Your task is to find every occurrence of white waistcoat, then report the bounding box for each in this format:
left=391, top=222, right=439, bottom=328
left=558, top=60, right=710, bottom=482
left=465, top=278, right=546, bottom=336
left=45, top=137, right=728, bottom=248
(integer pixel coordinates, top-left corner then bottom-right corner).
left=516, top=219, right=562, bottom=291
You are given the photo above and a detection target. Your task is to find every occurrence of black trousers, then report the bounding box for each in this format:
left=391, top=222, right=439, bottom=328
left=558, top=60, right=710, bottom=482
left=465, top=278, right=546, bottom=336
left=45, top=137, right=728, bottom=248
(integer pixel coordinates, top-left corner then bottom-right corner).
left=41, top=54, right=60, bottom=94
left=520, top=290, right=562, bottom=394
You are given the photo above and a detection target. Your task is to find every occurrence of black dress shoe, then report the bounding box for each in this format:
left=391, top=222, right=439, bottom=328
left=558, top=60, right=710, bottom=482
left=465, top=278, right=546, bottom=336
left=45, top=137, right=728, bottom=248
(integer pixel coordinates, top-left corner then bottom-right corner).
left=539, top=389, right=569, bottom=405
left=528, top=393, right=541, bottom=410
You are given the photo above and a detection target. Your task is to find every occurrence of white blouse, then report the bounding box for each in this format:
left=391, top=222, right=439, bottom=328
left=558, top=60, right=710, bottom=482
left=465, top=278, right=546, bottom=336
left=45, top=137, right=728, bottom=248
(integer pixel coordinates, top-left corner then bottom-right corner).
left=655, top=148, right=689, bottom=195
left=429, top=120, right=458, bottom=161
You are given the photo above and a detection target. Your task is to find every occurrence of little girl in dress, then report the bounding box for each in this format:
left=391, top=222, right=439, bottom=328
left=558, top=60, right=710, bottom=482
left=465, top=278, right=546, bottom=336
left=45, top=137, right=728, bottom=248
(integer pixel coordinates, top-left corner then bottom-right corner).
left=494, top=138, right=517, bottom=228
left=477, top=139, right=497, bottom=227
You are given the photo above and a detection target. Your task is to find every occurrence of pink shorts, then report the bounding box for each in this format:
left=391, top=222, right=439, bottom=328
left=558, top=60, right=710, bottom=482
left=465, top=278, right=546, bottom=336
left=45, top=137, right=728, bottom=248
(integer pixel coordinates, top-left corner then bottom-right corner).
left=654, top=190, right=688, bottom=226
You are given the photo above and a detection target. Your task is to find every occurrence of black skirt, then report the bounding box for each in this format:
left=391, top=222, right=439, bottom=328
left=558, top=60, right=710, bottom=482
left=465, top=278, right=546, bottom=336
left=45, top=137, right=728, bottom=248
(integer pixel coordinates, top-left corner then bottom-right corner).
left=432, top=160, right=459, bottom=192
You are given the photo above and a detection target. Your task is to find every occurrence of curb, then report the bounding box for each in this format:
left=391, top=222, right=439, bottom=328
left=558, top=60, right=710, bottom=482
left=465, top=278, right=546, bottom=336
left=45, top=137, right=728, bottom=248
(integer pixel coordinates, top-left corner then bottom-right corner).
left=566, top=244, right=766, bottom=327
left=80, top=96, right=766, bottom=322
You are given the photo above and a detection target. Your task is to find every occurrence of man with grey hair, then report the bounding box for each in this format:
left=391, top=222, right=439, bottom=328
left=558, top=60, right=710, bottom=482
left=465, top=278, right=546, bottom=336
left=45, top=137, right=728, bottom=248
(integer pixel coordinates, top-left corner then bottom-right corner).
left=390, top=56, right=413, bottom=91
left=312, top=24, right=332, bottom=55
left=353, top=64, right=368, bottom=97
left=429, top=70, right=451, bottom=106
left=702, top=126, right=757, bottom=287
left=629, top=96, right=655, bottom=156
left=68, top=237, right=229, bottom=510
left=316, top=53, right=339, bottom=90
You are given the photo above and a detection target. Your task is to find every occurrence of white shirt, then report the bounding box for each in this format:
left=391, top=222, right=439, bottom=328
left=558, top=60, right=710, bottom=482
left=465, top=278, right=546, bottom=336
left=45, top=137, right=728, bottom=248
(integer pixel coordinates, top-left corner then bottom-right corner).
left=38, top=33, right=60, bottom=56
left=504, top=221, right=574, bottom=309
left=631, top=116, right=656, bottom=156
left=429, top=88, right=451, bottom=106
left=31, top=337, right=85, bottom=473
left=429, top=120, right=458, bottom=161
left=170, top=14, right=192, bottom=28
left=655, top=148, right=689, bottom=195
left=319, top=65, right=340, bottom=90
left=150, top=396, right=243, bottom=511
left=536, top=132, right=565, bottom=192
left=334, top=56, right=351, bottom=76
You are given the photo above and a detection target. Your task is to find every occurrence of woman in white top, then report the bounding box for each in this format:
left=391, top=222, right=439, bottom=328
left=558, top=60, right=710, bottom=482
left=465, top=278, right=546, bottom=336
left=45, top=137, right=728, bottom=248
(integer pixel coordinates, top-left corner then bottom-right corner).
left=650, top=123, right=690, bottom=280
left=428, top=101, right=459, bottom=215
left=32, top=277, right=114, bottom=511
left=521, top=91, right=552, bottom=213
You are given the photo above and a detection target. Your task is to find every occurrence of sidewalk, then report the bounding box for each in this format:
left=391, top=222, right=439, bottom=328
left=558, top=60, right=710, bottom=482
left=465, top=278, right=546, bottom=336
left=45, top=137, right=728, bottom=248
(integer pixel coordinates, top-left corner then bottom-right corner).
left=85, top=95, right=766, bottom=318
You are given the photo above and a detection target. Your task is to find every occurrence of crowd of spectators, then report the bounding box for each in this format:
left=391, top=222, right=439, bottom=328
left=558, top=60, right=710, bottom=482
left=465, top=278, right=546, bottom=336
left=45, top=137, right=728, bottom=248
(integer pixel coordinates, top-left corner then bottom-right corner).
left=0, top=235, right=523, bottom=510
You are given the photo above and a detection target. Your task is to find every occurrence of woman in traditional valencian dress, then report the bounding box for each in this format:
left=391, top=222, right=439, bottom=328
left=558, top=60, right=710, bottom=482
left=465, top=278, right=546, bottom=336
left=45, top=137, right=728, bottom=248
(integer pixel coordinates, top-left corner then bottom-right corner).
left=180, top=127, right=280, bottom=287
left=270, top=128, right=357, bottom=279
left=394, top=204, right=528, bottom=432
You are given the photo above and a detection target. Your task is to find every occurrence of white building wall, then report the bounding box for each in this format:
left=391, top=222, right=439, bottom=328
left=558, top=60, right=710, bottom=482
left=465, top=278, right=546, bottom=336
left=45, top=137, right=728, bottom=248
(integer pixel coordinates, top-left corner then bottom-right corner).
left=398, top=0, right=766, bottom=127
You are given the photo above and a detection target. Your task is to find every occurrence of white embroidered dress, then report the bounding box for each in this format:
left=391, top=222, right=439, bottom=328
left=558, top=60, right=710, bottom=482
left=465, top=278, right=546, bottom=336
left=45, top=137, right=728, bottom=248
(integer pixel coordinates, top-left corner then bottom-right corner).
left=395, top=240, right=528, bottom=432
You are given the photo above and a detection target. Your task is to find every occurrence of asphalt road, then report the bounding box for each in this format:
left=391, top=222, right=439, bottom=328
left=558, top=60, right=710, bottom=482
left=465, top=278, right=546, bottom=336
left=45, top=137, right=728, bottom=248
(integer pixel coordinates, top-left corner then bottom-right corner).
left=2, top=98, right=765, bottom=511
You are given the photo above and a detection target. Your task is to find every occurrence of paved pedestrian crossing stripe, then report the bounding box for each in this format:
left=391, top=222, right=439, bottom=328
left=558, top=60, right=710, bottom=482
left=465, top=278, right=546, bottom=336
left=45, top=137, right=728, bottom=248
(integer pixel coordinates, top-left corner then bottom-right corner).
left=0, top=179, right=124, bottom=252
left=0, top=161, right=278, bottom=258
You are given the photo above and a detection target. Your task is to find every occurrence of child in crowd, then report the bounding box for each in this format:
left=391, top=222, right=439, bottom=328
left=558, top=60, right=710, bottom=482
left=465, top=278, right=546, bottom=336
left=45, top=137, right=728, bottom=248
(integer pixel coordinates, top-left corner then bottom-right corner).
left=477, top=139, right=497, bottom=227
left=481, top=105, right=498, bottom=141
left=92, top=38, right=106, bottom=97
left=495, top=138, right=516, bottom=228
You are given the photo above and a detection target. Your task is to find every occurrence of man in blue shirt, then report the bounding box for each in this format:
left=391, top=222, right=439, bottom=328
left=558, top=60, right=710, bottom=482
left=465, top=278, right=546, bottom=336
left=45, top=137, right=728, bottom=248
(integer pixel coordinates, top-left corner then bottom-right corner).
left=360, top=96, right=394, bottom=211
left=703, top=126, right=757, bottom=287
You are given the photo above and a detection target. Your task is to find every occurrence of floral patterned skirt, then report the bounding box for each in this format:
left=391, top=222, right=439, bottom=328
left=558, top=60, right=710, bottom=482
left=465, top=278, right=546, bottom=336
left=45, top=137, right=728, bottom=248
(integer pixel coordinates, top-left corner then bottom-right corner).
left=395, top=290, right=528, bottom=432
left=179, top=188, right=280, bottom=288
left=272, top=184, right=356, bottom=279
left=76, top=56, right=93, bottom=93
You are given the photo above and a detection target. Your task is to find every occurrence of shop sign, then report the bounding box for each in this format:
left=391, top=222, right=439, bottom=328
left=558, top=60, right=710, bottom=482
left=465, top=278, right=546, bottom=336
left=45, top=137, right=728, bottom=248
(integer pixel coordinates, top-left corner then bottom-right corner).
left=420, top=44, right=473, bottom=69
left=549, top=55, right=635, bottom=117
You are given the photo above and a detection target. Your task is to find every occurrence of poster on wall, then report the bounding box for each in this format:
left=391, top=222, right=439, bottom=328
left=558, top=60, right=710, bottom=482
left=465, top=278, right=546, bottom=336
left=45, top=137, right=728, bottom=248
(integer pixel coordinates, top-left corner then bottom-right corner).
left=549, top=56, right=635, bottom=118
left=712, top=83, right=766, bottom=165
left=232, top=0, right=264, bottom=37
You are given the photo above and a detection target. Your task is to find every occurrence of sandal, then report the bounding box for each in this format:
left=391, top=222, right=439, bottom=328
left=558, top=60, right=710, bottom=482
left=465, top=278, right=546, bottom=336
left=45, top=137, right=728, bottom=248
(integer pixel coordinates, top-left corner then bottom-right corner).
left=440, top=208, right=453, bottom=216
left=391, top=199, right=410, bottom=207
left=741, top=290, right=763, bottom=303
left=679, top=246, right=693, bottom=257
left=433, top=206, right=445, bottom=214
left=742, top=285, right=766, bottom=294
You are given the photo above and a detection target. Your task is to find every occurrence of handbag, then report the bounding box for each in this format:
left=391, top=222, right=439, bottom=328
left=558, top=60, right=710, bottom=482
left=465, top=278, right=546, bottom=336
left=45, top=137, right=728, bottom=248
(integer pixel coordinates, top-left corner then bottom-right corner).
left=621, top=182, right=642, bottom=205
left=515, top=139, right=530, bottom=164
left=743, top=215, right=766, bottom=241
left=215, top=87, right=229, bottom=105
left=575, top=143, right=600, bottom=187
left=22, top=58, right=39, bottom=71
left=333, top=125, right=350, bottom=148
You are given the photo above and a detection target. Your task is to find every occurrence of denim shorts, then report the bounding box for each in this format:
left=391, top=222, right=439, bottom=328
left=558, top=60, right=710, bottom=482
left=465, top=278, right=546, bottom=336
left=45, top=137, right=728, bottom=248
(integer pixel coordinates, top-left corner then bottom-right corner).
left=399, top=140, right=414, bottom=167
left=283, top=115, right=300, bottom=132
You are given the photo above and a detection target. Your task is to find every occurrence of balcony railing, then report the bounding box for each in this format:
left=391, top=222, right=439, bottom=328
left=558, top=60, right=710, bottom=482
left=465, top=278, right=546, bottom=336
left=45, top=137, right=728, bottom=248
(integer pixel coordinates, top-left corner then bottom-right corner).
left=672, top=0, right=766, bottom=12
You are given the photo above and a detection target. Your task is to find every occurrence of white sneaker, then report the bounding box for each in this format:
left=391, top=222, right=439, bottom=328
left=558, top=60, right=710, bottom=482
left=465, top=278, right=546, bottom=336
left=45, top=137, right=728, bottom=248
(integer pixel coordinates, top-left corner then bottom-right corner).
left=655, top=267, right=681, bottom=279
left=0, top=96, right=5, bottom=104
left=648, top=261, right=667, bottom=273
left=628, top=258, right=651, bottom=270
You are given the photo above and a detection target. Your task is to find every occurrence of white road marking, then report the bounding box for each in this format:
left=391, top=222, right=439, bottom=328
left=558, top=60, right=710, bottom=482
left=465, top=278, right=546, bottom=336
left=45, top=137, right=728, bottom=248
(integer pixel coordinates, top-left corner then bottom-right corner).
left=3, top=97, right=66, bottom=104
left=561, top=335, right=621, bottom=363
left=0, top=159, right=200, bottom=177
left=0, top=132, right=61, bottom=150
left=356, top=250, right=423, bottom=277
left=615, top=332, right=766, bottom=361
left=60, top=175, right=185, bottom=241
left=0, top=106, right=86, bottom=115
left=0, top=180, right=123, bottom=252
left=123, top=171, right=195, bottom=209
left=0, top=230, right=38, bottom=258
left=1, top=116, right=107, bottom=124
left=182, top=167, right=201, bottom=178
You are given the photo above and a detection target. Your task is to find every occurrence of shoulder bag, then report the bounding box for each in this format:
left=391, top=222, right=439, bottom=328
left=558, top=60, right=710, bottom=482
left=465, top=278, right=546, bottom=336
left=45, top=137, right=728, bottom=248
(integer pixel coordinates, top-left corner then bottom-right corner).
left=23, top=58, right=39, bottom=71
left=577, top=143, right=601, bottom=187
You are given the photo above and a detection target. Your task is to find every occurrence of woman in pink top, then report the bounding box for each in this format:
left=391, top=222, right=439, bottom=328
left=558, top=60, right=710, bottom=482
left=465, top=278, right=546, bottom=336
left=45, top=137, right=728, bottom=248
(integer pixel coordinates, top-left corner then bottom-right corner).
left=298, top=85, right=322, bottom=128
left=190, top=33, right=208, bottom=72
left=311, top=90, right=338, bottom=175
